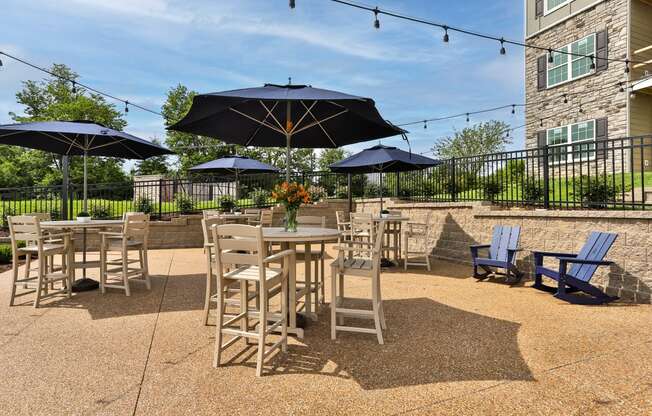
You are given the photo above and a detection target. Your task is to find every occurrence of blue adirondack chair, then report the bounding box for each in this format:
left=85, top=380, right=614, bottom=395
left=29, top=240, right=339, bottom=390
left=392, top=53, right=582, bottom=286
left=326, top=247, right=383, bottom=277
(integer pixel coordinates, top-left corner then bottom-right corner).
left=532, top=231, right=618, bottom=305
left=469, top=225, right=523, bottom=283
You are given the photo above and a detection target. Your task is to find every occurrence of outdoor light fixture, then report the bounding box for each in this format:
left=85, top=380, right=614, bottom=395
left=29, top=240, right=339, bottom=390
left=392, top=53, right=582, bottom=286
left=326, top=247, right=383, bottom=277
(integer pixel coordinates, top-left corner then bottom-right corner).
left=373, top=7, right=380, bottom=29
left=625, top=59, right=630, bottom=73
left=548, top=49, right=554, bottom=64
left=511, top=105, right=515, bottom=114
left=72, top=81, right=77, bottom=94
left=630, top=90, right=636, bottom=99
left=619, top=82, right=625, bottom=93
left=540, top=119, right=543, bottom=127
left=499, top=38, right=506, bottom=55
left=289, top=0, right=295, bottom=9
left=590, top=55, right=596, bottom=70
left=124, top=101, right=129, bottom=113
left=443, top=26, right=449, bottom=43
left=423, top=121, right=427, bottom=129
left=466, top=113, right=470, bottom=123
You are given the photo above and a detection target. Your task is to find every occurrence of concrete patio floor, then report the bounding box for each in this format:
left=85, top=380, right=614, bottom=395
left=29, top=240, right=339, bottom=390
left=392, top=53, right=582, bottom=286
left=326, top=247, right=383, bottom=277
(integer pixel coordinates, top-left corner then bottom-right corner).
left=1, top=247, right=651, bottom=415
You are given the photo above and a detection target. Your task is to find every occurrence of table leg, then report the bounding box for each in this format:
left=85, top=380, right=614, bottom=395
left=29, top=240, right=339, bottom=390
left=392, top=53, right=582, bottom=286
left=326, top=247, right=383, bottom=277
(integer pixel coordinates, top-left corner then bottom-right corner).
left=285, top=242, right=303, bottom=338
left=304, top=242, right=312, bottom=317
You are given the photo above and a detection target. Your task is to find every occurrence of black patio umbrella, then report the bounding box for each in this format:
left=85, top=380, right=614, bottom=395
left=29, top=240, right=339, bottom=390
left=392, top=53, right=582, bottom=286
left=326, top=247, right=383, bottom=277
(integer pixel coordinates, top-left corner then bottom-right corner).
left=189, top=155, right=279, bottom=200
left=168, top=84, right=404, bottom=182
left=0, top=120, right=174, bottom=211
left=329, top=144, right=441, bottom=210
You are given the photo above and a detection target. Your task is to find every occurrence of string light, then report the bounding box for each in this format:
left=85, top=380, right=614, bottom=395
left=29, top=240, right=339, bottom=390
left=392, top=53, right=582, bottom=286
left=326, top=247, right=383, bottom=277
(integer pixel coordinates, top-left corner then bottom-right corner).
left=548, top=49, right=554, bottom=64
left=563, top=94, right=568, bottom=104
left=619, top=82, right=625, bottom=93
left=625, top=59, right=630, bottom=74
left=442, top=25, right=449, bottom=43
left=540, top=119, right=543, bottom=127
left=590, top=55, right=596, bottom=70
left=0, top=57, right=3, bottom=68
left=71, top=81, right=77, bottom=94
left=326, top=0, right=647, bottom=67
left=423, top=121, right=427, bottom=129
left=466, top=113, right=470, bottom=123
left=289, top=0, right=295, bottom=9
left=125, top=101, right=129, bottom=114
left=511, top=105, right=515, bottom=115
left=373, top=7, right=380, bottom=29
left=630, top=90, right=636, bottom=99
left=499, top=38, right=506, bottom=55
left=0, top=50, right=162, bottom=117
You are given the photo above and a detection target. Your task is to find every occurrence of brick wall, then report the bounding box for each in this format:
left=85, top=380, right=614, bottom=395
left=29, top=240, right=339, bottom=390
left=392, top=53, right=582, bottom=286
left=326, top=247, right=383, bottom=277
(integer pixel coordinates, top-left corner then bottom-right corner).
left=357, top=199, right=651, bottom=303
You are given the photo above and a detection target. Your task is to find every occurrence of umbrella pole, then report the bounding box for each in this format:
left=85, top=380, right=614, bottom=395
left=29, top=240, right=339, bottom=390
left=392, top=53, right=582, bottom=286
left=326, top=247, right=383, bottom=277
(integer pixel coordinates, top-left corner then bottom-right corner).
left=286, top=101, right=291, bottom=183
left=235, top=170, right=239, bottom=203
left=83, top=150, right=88, bottom=212
left=286, top=134, right=291, bottom=183
left=380, top=171, right=384, bottom=211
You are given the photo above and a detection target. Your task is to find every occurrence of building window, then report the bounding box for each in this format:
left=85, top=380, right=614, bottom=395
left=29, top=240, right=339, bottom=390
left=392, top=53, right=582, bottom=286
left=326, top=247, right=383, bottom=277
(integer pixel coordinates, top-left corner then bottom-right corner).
left=547, top=34, right=595, bottom=88
left=545, top=0, right=572, bottom=15
left=547, top=120, right=596, bottom=163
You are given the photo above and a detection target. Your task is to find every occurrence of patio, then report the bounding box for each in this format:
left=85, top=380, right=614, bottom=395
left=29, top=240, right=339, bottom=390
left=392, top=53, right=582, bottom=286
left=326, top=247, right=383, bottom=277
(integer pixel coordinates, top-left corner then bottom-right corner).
left=1, top=246, right=650, bottom=415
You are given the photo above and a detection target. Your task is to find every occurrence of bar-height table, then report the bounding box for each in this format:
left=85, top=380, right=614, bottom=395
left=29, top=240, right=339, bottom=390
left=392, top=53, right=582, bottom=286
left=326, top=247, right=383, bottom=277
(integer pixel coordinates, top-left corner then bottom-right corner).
left=262, top=227, right=340, bottom=338
left=41, top=219, right=123, bottom=291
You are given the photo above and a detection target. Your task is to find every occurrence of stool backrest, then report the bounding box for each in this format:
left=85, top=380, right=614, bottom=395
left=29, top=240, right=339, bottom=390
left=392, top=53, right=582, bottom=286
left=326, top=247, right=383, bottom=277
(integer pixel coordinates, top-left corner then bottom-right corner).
left=8, top=216, right=41, bottom=247
left=211, top=224, right=267, bottom=287
left=244, top=208, right=261, bottom=216
left=123, top=213, right=149, bottom=240
left=297, top=216, right=325, bottom=228
left=201, top=217, right=223, bottom=246
left=259, top=210, right=273, bottom=227
left=24, top=212, right=52, bottom=221
left=350, top=214, right=375, bottom=243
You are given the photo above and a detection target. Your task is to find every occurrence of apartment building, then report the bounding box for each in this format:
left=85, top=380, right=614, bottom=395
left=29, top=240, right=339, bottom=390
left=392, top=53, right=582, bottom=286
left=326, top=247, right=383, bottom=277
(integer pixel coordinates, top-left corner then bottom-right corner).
left=525, top=0, right=652, bottom=171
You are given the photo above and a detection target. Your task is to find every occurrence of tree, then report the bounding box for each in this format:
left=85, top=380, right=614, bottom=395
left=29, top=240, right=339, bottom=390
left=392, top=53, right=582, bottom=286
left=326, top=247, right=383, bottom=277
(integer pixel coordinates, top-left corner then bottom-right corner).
left=162, top=84, right=235, bottom=172
left=431, top=121, right=511, bottom=159
left=5, top=64, right=129, bottom=187
left=133, top=138, right=169, bottom=176
left=317, top=148, right=348, bottom=171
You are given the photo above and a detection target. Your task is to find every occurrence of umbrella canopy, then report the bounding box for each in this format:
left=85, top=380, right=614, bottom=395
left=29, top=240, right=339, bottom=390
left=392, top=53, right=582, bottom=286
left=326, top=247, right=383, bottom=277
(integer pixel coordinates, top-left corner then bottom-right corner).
left=189, top=155, right=279, bottom=174
left=0, top=120, right=173, bottom=159
left=168, top=84, right=404, bottom=181
left=0, top=120, right=174, bottom=211
left=329, top=144, right=440, bottom=210
left=189, top=155, right=279, bottom=201
left=329, top=144, right=440, bottom=173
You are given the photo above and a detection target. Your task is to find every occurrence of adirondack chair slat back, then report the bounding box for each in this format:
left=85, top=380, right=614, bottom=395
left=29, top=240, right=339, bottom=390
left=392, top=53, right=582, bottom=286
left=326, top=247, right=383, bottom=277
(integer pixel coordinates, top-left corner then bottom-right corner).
left=569, top=231, right=617, bottom=282
left=489, top=225, right=520, bottom=263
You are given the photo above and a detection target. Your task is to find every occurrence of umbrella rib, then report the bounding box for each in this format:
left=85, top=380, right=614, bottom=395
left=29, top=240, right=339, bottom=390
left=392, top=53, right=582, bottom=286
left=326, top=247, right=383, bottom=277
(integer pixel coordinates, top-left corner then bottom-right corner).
left=289, top=100, right=318, bottom=134
left=245, top=101, right=281, bottom=146
left=42, top=132, right=83, bottom=152
left=258, top=101, right=285, bottom=132
left=229, top=107, right=285, bottom=135
left=294, top=104, right=348, bottom=147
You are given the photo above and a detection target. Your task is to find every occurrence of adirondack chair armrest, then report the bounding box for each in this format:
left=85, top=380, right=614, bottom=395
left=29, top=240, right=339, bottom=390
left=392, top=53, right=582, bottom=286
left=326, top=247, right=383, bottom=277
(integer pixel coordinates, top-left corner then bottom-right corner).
left=532, top=251, right=578, bottom=259
left=470, top=244, right=490, bottom=249
left=557, top=257, right=613, bottom=266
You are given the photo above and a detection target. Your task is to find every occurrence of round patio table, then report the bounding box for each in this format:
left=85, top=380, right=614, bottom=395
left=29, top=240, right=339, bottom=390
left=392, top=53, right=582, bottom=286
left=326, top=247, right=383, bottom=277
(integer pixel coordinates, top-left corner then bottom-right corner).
left=262, top=227, right=340, bottom=338
left=41, top=219, right=123, bottom=292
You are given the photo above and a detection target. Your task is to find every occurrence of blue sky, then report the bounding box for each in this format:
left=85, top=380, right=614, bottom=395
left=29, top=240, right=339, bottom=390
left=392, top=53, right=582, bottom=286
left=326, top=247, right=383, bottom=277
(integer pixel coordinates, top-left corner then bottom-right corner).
left=0, top=0, right=525, bottom=166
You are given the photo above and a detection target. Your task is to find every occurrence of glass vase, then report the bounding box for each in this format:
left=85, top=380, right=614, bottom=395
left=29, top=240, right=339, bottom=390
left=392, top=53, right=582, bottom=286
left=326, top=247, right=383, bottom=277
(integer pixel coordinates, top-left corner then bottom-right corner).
left=285, top=206, right=298, bottom=232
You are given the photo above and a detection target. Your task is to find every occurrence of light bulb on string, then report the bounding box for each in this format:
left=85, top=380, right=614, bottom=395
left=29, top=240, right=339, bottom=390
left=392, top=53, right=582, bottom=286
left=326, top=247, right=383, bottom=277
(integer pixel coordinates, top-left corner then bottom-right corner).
left=499, top=38, right=506, bottom=55
left=125, top=101, right=129, bottom=114
left=466, top=113, right=470, bottom=123
left=442, top=26, right=449, bottom=43
left=511, top=105, right=515, bottom=115
left=540, top=119, right=543, bottom=127
left=619, top=82, right=625, bottom=93
left=548, top=49, right=554, bottom=64
left=590, top=55, right=596, bottom=70
left=423, top=121, right=427, bottom=130
left=373, top=7, right=380, bottom=29
left=289, top=0, right=295, bottom=9
left=625, top=59, right=630, bottom=74
left=72, top=81, right=77, bottom=94
left=563, top=94, right=568, bottom=104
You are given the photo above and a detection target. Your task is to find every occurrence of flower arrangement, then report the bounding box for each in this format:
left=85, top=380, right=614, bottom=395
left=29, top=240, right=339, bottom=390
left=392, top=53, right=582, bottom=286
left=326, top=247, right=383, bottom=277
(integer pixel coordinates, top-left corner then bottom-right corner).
left=271, top=182, right=311, bottom=232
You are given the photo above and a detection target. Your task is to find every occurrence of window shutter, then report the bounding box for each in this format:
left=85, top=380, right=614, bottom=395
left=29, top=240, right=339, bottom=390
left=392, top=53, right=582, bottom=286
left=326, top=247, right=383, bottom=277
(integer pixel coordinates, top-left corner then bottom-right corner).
left=595, top=118, right=608, bottom=160
left=535, top=0, right=544, bottom=17
left=537, top=55, right=547, bottom=90
left=595, top=30, right=608, bottom=72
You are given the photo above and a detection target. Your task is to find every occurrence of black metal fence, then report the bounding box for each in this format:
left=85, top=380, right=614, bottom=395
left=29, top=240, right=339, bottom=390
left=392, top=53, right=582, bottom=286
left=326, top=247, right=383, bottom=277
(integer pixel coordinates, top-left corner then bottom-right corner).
left=1, top=135, right=651, bottom=226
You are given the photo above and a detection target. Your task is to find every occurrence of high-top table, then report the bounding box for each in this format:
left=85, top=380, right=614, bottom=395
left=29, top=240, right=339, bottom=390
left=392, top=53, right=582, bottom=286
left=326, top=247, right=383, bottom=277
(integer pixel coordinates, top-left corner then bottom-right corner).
left=218, top=213, right=259, bottom=223
left=262, top=227, right=340, bottom=338
left=41, top=219, right=123, bottom=292
left=372, top=215, right=410, bottom=266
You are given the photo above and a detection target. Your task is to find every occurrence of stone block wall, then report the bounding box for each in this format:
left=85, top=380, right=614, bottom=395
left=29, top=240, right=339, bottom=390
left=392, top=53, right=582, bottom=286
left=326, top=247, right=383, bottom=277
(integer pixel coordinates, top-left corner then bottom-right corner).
left=524, top=0, right=629, bottom=169
left=357, top=199, right=651, bottom=303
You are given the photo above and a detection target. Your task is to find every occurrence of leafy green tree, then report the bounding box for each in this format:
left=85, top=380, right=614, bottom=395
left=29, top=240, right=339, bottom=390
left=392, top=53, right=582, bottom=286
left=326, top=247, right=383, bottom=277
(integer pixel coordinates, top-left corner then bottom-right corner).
left=432, top=121, right=511, bottom=159
left=5, top=64, right=129, bottom=187
left=133, top=138, right=169, bottom=176
left=162, top=84, right=235, bottom=172
left=317, top=148, right=348, bottom=171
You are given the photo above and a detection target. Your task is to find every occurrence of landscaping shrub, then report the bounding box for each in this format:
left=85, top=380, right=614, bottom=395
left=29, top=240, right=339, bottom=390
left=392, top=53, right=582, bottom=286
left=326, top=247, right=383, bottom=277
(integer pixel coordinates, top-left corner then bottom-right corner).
left=174, top=192, right=195, bottom=214
left=90, top=204, right=112, bottom=219
left=134, top=196, right=154, bottom=214
left=218, top=195, right=236, bottom=212
left=0, top=241, right=25, bottom=264
left=307, top=185, right=327, bottom=202
left=522, top=179, right=545, bottom=203
left=572, top=176, right=622, bottom=209
left=249, top=188, right=270, bottom=208
left=483, top=179, right=503, bottom=201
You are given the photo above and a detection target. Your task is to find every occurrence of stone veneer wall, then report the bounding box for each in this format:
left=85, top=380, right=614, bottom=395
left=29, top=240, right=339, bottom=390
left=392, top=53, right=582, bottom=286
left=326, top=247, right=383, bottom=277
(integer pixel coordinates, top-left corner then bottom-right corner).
left=524, top=0, right=629, bottom=167
left=357, top=198, right=651, bottom=303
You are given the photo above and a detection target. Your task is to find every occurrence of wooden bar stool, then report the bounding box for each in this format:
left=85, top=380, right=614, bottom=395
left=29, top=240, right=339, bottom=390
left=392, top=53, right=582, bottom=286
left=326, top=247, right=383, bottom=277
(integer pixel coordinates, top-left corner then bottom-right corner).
left=403, top=212, right=432, bottom=271
left=211, top=224, right=294, bottom=377
left=8, top=216, right=73, bottom=308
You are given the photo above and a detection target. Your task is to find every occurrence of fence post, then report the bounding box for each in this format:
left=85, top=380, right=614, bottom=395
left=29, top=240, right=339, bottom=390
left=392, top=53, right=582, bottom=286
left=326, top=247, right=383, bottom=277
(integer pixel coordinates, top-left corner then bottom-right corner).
left=61, top=155, right=69, bottom=220
left=347, top=173, right=353, bottom=213
left=395, top=172, right=400, bottom=198
left=450, top=158, right=457, bottom=202
left=542, top=145, right=550, bottom=209
left=158, top=179, right=163, bottom=219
